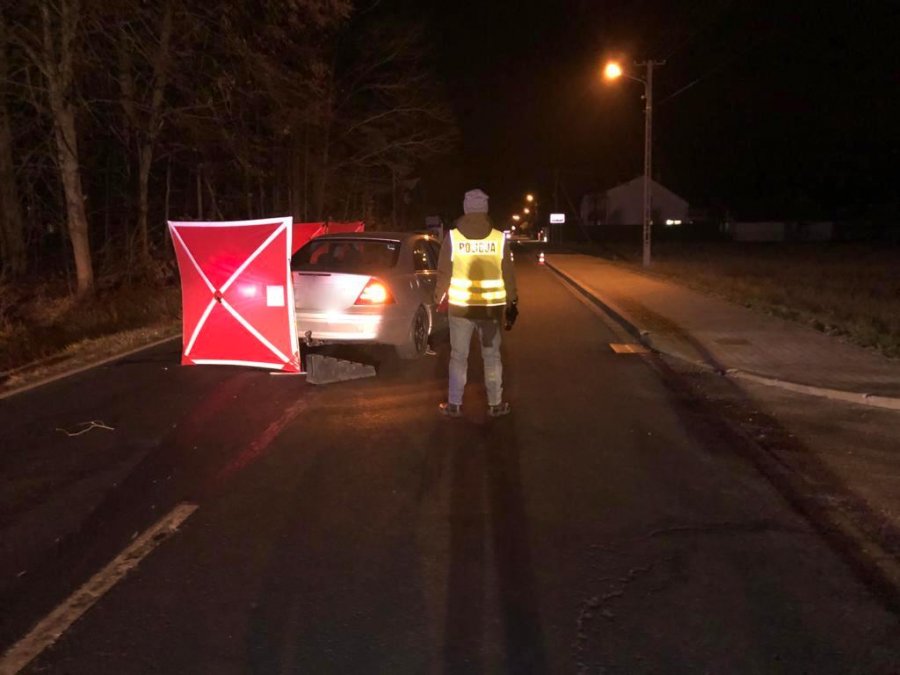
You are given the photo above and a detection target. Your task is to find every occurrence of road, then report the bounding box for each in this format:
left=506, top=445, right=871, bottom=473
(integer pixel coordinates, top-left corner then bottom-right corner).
left=1, top=255, right=898, bottom=673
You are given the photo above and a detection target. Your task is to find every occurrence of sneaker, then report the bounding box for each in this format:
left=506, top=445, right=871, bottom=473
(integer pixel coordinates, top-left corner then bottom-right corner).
left=487, top=402, right=511, bottom=417
left=439, top=402, right=462, bottom=417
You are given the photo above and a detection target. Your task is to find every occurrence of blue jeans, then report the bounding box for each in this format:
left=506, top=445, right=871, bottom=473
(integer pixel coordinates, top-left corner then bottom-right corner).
left=448, top=315, right=503, bottom=407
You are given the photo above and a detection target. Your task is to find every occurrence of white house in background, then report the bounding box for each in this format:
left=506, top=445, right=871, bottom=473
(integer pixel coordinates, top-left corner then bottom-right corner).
left=580, top=177, right=689, bottom=226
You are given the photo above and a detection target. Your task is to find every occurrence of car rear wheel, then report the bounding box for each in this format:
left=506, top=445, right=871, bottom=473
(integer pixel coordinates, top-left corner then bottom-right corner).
left=396, top=305, right=429, bottom=360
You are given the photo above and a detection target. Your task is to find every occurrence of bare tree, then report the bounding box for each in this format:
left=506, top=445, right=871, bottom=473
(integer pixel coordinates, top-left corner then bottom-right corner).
left=112, top=0, right=174, bottom=264
left=314, top=17, right=458, bottom=225
left=0, top=12, right=26, bottom=276
left=123, top=0, right=345, bottom=228
left=13, top=0, right=94, bottom=296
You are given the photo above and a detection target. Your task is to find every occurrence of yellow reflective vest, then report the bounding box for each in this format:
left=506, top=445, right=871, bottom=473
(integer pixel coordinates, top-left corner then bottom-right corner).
left=448, top=229, right=507, bottom=307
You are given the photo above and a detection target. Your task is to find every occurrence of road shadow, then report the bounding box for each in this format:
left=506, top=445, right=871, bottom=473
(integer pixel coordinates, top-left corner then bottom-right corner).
left=443, top=419, right=548, bottom=673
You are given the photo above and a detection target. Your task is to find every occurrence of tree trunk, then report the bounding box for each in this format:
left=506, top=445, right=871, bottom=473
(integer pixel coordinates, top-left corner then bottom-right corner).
left=0, top=93, right=26, bottom=276
left=164, top=156, right=170, bottom=219
left=130, top=0, right=172, bottom=263
left=28, top=0, right=95, bottom=296
left=258, top=175, right=264, bottom=216
left=196, top=165, right=203, bottom=218
left=204, top=173, right=222, bottom=220
left=244, top=166, right=252, bottom=217
left=51, top=100, right=93, bottom=296
left=137, top=144, right=152, bottom=259
left=317, top=126, right=330, bottom=219
left=0, top=18, right=26, bottom=276
left=164, top=156, right=171, bottom=246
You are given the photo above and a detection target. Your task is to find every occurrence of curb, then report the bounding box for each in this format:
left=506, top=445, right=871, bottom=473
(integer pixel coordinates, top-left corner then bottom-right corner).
left=547, top=257, right=900, bottom=612
left=0, top=333, right=181, bottom=401
left=726, top=369, right=900, bottom=412
left=545, top=259, right=900, bottom=412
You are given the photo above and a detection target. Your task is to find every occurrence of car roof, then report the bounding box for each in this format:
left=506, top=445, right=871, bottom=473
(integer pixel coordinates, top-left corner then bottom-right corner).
left=308, top=231, right=435, bottom=242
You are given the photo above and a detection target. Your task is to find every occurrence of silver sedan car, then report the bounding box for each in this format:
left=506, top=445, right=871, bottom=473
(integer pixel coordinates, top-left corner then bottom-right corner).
left=290, top=231, right=445, bottom=359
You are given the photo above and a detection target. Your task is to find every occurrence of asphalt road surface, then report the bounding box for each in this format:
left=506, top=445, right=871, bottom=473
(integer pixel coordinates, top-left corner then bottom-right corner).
left=1, top=255, right=898, bottom=673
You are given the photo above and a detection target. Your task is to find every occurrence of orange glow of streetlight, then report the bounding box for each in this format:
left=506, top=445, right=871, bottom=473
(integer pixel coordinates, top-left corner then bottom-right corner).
left=523, top=208, right=530, bottom=214
left=603, top=61, right=623, bottom=81
left=526, top=194, right=534, bottom=202
left=512, top=214, right=521, bottom=221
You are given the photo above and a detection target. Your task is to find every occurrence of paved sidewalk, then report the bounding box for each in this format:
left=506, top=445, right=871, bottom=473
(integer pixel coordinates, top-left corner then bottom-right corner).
left=546, top=254, right=900, bottom=410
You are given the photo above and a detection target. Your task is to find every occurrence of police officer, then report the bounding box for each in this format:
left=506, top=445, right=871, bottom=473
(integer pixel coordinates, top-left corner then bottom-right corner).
left=434, top=188, right=518, bottom=418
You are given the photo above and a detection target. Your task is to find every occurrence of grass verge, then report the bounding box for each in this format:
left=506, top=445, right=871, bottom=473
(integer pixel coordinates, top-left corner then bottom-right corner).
left=0, top=279, right=182, bottom=378
left=597, top=242, right=900, bottom=358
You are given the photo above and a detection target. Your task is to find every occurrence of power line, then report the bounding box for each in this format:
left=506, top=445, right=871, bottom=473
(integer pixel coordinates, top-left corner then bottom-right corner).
left=660, top=0, right=737, bottom=63
left=656, top=11, right=786, bottom=107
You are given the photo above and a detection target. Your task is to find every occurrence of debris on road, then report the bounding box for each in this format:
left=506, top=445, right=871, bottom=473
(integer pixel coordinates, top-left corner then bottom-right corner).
left=56, top=420, right=115, bottom=437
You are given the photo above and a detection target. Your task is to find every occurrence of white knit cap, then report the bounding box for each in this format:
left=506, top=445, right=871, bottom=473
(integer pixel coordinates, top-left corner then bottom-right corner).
left=463, top=188, right=489, bottom=214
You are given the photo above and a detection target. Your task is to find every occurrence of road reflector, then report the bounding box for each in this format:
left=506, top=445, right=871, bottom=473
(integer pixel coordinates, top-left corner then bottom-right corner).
left=609, top=343, right=650, bottom=354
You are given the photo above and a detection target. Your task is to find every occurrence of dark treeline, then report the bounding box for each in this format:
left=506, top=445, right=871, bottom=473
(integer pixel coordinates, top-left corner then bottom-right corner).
left=0, top=0, right=457, bottom=297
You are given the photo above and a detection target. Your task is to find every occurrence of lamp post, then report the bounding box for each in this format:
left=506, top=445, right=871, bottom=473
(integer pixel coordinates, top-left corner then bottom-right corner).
left=604, top=58, right=665, bottom=266
left=525, top=193, right=539, bottom=236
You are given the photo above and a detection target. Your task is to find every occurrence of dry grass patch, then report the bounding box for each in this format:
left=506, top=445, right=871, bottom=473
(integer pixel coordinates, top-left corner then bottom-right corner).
left=607, top=242, right=900, bottom=358
left=0, top=279, right=182, bottom=374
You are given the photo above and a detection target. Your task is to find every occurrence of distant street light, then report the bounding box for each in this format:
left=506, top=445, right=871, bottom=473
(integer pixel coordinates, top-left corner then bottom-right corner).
left=603, top=58, right=665, bottom=267
left=603, top=62, right=623, bottom=81
left=512, top=214, right=521, bottom=221
left=523, top=207, right=530, bottom=214
left=526, top=194, right=534, bottom=202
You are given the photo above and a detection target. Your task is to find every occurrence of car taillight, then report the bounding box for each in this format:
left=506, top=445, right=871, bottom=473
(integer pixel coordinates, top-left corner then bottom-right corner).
left=354, top=278, right=394, bottom=305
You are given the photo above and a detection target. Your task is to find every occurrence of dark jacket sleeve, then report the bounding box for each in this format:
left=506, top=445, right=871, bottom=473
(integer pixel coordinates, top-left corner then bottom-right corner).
left=434, top=234, right=453, bottom=304
left=502, top=238, right=518, bottom=304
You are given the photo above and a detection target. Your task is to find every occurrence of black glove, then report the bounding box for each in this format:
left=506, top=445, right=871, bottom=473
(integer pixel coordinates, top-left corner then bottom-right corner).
left=504, top=301, right=518, bottom=331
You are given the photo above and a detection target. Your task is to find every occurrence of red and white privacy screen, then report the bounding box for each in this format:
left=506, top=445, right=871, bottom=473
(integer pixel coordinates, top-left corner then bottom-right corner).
left=168, top=217, right=301, bottom=372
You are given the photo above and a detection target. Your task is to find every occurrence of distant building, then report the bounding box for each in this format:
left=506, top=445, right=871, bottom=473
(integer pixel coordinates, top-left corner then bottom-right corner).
left=581, top=177, right=690, bottom=227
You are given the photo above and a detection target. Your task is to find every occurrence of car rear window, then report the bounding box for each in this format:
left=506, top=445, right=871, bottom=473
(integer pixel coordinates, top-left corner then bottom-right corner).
left=291, top=238, right=401, bottom=273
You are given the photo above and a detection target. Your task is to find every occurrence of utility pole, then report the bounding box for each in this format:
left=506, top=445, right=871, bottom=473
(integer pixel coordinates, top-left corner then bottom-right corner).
left=636, top=59, right=665, bottom=266
left=553, top=167, right=560, bottom=243
left=553, top=167, right=560, bottom=211
left=602, top=57, right=666, bottom=265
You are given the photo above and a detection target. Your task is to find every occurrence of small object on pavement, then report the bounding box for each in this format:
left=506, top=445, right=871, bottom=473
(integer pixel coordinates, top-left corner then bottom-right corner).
left=439, top=402, right=462, bottom=417
left=538, top=251, right=545, bottom=265
left=488, top=402, right=511, bottom=417
left=56, top=420, right=115, bottom=437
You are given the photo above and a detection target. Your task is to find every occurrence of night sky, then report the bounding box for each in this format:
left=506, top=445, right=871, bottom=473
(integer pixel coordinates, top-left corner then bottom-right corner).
left=421, top=0, right=900, bottom=222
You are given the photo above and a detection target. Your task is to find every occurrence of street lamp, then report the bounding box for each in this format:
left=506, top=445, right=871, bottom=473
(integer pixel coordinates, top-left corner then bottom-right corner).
left=603, top=62, right=623, bottom=81
left=512, top=214, right=521, bottom=221
left=526, top=194, right=534, bottom=202
left=603, top=58, right=665, bottom=267
left=523, top=207, right=530, bottom=214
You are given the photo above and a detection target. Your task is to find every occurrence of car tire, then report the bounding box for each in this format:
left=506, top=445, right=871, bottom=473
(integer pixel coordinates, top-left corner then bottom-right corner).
left=396, top=305, right=429, bottom=360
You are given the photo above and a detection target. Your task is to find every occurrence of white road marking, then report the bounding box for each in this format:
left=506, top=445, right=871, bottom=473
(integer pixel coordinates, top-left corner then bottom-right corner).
left=0, top=502, right=198, bottom=675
